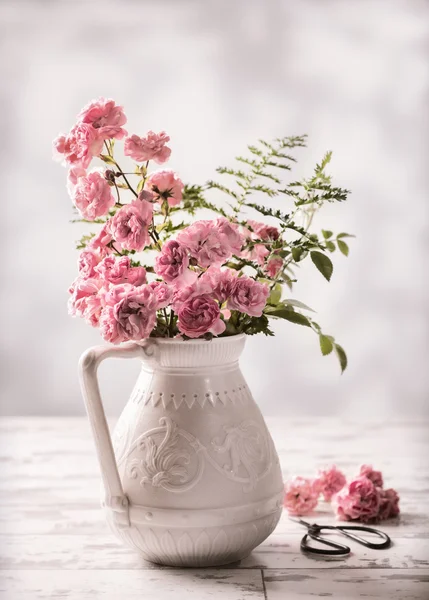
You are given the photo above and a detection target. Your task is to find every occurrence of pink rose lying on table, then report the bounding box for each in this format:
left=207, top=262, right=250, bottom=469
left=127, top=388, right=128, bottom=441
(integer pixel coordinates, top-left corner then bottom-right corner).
left=315, top=465, right=347, bottom=502
left=359, top=464, right=384, bottom=488
left=378, top=488, right=400, bottom=520
left=333, top=476, right=381, bottom=523
left=283, top=477, right=319, bottom=516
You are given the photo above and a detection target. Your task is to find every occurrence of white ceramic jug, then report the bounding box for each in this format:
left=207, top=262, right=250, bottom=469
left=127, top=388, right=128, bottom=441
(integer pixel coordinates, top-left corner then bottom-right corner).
left=79, top=334, right=284, bottom=567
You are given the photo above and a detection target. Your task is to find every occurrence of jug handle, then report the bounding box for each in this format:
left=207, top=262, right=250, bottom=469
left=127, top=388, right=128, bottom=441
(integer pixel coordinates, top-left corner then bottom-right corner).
left=78, top=340, right=157, bottom=528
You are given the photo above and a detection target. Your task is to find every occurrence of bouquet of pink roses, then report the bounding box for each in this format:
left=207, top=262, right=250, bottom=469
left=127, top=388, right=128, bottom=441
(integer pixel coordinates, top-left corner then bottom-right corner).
left=54, top=98, right=352, bottom=370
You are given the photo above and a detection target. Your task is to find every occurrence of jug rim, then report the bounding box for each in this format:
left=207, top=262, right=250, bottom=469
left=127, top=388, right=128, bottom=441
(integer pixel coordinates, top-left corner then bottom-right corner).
left=138, top=333, right=246, bottom=346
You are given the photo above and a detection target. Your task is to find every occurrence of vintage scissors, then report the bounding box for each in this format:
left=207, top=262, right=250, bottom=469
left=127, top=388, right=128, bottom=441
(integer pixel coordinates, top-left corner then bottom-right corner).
left=291, top=518, right=391, bottom=556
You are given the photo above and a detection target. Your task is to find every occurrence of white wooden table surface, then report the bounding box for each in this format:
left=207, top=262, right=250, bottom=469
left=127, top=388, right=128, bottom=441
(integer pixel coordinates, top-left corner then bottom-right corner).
left=0, top=417, right=428, bottom=599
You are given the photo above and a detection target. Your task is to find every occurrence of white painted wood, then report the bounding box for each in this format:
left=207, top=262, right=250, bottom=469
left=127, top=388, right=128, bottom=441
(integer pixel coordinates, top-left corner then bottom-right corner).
left=0, top=417, right=428, bottom=598
left=0, top=569, right=265, bottom=600
left=263, top=569, right=429, bottom=599
left=1, top=530, right=428, bottom=571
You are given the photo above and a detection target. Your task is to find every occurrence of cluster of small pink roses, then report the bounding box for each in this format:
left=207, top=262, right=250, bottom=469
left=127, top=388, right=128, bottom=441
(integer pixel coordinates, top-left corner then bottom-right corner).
left=69, top=227, right=269, bottom=342
left=283, top=464, right=400, bottom=523
left=56, top=98, right=285, bottom=342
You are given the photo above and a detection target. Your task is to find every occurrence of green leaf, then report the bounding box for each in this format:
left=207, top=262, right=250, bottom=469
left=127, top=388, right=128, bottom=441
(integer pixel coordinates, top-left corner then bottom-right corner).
left=268, top=283, right=282, bottom=305
left=336, top=233, right=355, bottom=239
left=265, top=307, right=311, bottom=327
left=291, top=247, right=303, bottom=262
left=325, top=241, right=336, bottom=253
left=319, top=334, right=334, bottom=356
left=136, top=179, right=144, bottom=193
left=334, top=344, right=348, bottom=373
left=310, top=251, right=333, bottom=281
left=322, top=229, right=333, bottom=239
left=283, top=299, right=315, bottom=312
left=337, top=240, right=349, bottom=256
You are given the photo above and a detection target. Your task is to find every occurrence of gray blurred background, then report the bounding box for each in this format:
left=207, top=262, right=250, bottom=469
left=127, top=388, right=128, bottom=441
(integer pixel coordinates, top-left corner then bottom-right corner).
left=0, top=0, right=428, bottom=417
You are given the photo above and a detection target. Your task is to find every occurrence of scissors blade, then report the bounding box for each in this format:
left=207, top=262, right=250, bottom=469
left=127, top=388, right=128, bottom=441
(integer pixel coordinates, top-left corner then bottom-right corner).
left=289, top=517, right=312, bottom=529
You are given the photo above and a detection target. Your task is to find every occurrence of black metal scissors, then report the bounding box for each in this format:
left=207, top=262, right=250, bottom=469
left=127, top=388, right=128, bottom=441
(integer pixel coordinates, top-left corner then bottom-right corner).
left=291, top=518, right=391, bottom=556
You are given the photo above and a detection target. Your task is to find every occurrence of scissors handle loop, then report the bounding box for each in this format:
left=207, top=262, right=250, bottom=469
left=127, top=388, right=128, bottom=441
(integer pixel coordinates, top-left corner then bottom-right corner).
left=335, top=525, right=391, bottom=550
left=301, top=531, right=350, bottom=556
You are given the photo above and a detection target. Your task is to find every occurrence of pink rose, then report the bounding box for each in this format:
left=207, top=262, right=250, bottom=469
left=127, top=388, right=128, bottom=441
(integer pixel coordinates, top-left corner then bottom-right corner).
left=53, top=134, right=66, bottom=158
left=88, top=223, right=113, bottom=256
left=104, top=283, right=134, bottom=307
left=378, top=488, right=400, bottom=520
left=359, top=465, right=384, bottom=488
left=176, top=220, right=232, bottom=268
left=67, top=166, right=87, bottom=196
left=154, top=240, right=197, bottom=287
left=171, top=278, right=214, bottom=312
left=177, top=295, right=226, bottom=338
left=54, top=123, right=104, bottom=169
left=248, top=220, right=280, bottom=241
left=126, top=265, right=148, bottom=286
left=78, top=249, right=101, bottom=278
left=145, top=169, right=184, bottom=207
left=315, top=465, right=347, bottom=502
left=95, top=255, right=147, bottom=286
left=200, top=267, right=238, bottom=304
left=283, top=477, right=319, bottom=516
left=242, top=243, right=270, bottom=266
left=265, top=256, right=283, bottom=278
left=78, top=97, right=127, bottom=140
left=73, top=170, right=115, bottom=220
left=100, top=284, right=157, bottom=343
left=124, top=131, right=171, bottom=164
left=109, top=199, right=153, bottom=252
left=334, top=476, right=381, bottom=523
left=227, top=277, right=269, bottom=317
left=147, top=281, right=174, bottom=309
left=214, top=218, right=244, bottom=255
left=68, top=277, right=105, bottom=327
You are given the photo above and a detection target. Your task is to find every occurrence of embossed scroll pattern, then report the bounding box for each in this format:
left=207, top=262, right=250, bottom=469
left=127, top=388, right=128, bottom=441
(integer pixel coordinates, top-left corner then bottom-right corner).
left=119, top=417, right=272, bottom=493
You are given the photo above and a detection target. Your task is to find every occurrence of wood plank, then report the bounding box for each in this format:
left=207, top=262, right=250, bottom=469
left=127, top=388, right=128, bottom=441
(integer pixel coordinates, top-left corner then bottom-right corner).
left=0, top=569, right=265, bottom=600
left=1, top=532, right=428, bottom=571
left=263, top=568, right=429, bottom=599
